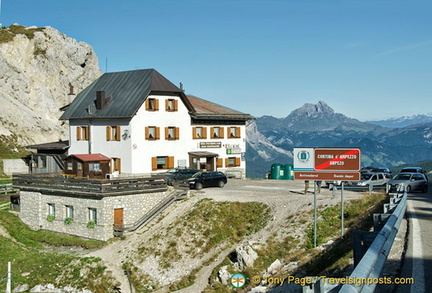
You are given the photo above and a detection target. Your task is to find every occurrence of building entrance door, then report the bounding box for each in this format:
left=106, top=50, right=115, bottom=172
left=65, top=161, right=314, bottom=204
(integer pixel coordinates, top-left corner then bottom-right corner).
left=113, top=208, right=124, bottom=228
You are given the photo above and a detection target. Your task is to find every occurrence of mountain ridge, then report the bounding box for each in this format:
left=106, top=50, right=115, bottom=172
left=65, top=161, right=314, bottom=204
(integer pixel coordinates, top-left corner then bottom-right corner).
left=246, top=102, right=432, bottom=178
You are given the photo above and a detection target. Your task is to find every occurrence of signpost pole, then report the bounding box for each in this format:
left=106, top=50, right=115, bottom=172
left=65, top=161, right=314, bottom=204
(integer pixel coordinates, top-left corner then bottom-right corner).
left=341, top=182, right=345, bottom=237
left=314, top=182, right=317, bottom=248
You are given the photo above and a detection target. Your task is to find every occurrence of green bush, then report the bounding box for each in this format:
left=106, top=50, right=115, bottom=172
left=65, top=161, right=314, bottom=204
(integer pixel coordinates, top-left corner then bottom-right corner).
left=64, top=217, right=73, bottom=225
left=46, top=214, right=55, bottom=222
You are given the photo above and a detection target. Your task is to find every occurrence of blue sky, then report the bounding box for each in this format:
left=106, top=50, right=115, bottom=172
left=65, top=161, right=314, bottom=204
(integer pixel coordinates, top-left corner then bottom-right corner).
left=1, top=0, right=431, bottom=121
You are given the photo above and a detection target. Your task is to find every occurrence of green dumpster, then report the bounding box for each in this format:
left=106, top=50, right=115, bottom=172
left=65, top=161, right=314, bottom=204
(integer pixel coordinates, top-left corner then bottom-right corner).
left=283, top=164, right=294, bottom=180
left=270, top=163, right=284, bottom=179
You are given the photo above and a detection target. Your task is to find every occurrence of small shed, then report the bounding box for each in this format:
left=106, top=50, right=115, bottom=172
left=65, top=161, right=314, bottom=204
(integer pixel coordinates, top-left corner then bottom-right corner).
left=65, top=154, right=111, bottom=179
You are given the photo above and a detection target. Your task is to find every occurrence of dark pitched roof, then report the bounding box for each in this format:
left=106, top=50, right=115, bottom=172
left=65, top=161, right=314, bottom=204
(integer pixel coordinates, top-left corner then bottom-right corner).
left=187, top=95, right=253, bottom=121
left=60, top=69, right=191, bottom=120
left=60, top=68, right=252, bottom=122
left=26, top=141, right=70, bottom=150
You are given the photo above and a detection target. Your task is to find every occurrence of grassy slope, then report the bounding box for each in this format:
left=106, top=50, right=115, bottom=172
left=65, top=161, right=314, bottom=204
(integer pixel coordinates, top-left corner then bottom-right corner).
left=0, top=209, right=118, bottom=292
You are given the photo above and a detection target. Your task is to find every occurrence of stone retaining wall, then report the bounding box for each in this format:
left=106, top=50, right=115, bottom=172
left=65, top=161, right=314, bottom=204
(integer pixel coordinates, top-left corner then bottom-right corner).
left=20, top=190, right=168, bottom=241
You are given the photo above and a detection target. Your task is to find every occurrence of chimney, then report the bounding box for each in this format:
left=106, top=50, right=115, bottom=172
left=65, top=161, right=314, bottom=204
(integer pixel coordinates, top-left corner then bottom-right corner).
left=96, top=91, right=107, bottom=110
left=179, top=82, right=184, bottom=92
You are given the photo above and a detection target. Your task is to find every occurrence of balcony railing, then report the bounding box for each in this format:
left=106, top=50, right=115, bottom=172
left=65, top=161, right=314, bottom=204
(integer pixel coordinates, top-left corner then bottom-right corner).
left=13, top=173, right=167, bottom=197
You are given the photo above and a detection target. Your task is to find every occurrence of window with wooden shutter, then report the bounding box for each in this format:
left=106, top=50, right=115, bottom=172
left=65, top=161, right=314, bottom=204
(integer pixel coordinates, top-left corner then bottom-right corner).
left=146, top=98, right=159, bottom=111
left=226, top=157, right=241, bottom=167
left=77, top=126, right=89, bottom=141
left=166, top=99, right=178, bottom=112
left=228, top=127, right=241, bottom=138
left=152, top=156, right=174, bottom=170
left=107, top=126, right=121, bottom=141
left=193, top=127, right=207, bottom=139
left=166, top=127, right=179, bottom=140
left=146, top=126, right=159, bottom=140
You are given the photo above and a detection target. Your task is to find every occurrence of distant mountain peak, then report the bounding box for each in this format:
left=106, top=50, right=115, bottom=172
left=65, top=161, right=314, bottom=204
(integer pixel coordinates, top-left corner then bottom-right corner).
left=293, top=101, right=335, bottom=117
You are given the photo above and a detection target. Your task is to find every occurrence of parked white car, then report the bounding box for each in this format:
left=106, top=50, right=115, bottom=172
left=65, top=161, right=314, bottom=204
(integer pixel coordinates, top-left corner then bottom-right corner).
left=356, top=172, right=389, bottom=186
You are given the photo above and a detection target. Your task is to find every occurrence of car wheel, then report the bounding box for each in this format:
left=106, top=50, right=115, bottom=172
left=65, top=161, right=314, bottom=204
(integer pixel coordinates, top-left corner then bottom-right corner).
left=218, top=180, right=225, bottom=188
left=195, top=183, right=203, bottom=190
left=406, top=185, right=411, bottom=193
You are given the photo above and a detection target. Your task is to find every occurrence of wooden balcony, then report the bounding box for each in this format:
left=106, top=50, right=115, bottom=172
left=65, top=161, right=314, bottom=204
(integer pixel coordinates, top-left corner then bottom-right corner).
left=13, top=174, right=168, bottom=198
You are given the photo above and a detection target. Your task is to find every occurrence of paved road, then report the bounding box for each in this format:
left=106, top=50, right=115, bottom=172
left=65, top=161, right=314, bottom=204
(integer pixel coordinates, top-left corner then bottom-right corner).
left=396, top=189, right=432, bottom=293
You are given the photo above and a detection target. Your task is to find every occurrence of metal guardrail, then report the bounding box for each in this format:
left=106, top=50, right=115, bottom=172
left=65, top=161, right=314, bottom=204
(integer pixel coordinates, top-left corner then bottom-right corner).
left=303, top=185, right=407, bottom=293
left=338, top=186, right=407, bottom=293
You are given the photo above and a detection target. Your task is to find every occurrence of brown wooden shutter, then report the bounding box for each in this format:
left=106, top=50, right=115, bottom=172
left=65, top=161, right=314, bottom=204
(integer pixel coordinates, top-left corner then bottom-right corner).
left=217, top=158, right=223, bottom=168
left=175, top=127, right=179, bottom=140
left=165, top=99, right=169, bottom=111
left=210, top=127, right=214, bottom=138
left=235, top=157, right=241, bottom=167
left=84, top=127, right=89, bottom=140
left=115, top=126, right=121, bottom=141
left=145, top=127, right=149, bottom=139
left=156, top=127, right=160, bottom=140
left=236, top=127, right=241, bottom=138
left=192, top=127, right=197, bottom=139
left=155, top=99, right=159, bottom=111
left=165, top=127, right=169, bottom=140
left=174, top=100, right=178, bottom=111
left=220, top=127, right=225, bottom=139
left=203, top=127, right=207, bottom=139
left=77, top=126, right=82, bottom=141
left=167, top=156, right=175, bottom=169
left=151, top=157, right=157, bottom=171
left=225, top=158, right=229, bottom=167
left=145, top=99, right=149, bottom=110
left=106, top=126, right=111, bottom=141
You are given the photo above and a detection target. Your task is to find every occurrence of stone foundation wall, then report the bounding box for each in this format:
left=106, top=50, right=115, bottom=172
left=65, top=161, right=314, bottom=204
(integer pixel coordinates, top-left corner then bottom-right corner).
left=20, top=190, right=168, bottom=241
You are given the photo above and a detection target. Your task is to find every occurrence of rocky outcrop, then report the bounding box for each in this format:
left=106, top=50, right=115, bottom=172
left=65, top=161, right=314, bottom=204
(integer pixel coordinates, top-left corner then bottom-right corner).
left=0, top=25, right=102, bottom=145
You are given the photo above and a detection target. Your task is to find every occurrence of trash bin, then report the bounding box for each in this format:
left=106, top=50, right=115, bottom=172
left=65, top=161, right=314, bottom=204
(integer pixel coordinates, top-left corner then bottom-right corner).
left=283, top=164, right=294, bottom=180
left=270, top=163, right=284, bottom=180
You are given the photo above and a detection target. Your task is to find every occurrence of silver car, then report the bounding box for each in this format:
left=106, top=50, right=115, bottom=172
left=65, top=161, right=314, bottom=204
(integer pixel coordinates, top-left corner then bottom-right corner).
left=387, top=172, right=428, bottom=193
left=356, top=172, right=389, bottom=187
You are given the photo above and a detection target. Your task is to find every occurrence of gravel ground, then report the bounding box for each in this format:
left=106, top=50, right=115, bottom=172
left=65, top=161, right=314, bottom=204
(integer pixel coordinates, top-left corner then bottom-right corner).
left=85, top=178, right=403, bottom=293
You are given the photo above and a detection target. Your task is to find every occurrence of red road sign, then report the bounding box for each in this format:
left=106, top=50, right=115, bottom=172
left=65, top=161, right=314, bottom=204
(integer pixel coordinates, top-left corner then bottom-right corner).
left=314, top=148, right=360, bottom=171
left=294, top=171, right=361, bottom=181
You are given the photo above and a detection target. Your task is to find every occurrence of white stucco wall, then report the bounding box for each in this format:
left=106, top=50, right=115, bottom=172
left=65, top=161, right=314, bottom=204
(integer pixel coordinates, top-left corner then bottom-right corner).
left=67, top=94, right=247, bottom=176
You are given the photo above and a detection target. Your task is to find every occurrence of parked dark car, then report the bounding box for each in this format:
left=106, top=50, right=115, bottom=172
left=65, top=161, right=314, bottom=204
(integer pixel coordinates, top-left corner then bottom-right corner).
left=387, top=172, right=428, bottom=193
left=166, top=168, right=199, bottom=185
left=188, top=171, right=227, bottom=190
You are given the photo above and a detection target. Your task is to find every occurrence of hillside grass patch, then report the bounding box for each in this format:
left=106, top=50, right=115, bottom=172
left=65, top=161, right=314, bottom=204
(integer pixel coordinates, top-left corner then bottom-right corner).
left=134, top=199, right=272, bottom=290
left=0, top=209, right=118, bottom=292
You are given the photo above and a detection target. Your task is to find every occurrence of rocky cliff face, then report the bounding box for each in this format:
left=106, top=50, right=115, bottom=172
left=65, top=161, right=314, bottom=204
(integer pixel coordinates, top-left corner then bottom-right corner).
left=0, top=25, right=102, bottom=145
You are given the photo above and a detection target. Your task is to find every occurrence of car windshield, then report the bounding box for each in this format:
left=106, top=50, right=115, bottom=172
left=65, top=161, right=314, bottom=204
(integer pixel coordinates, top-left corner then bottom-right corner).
left=393, top=174, right=412, bottom=180
left=191, top=172, right=202, bottom=178
left=166, top=168, right=178, bottom=173
left=362, top=174, right=372, bottom=180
